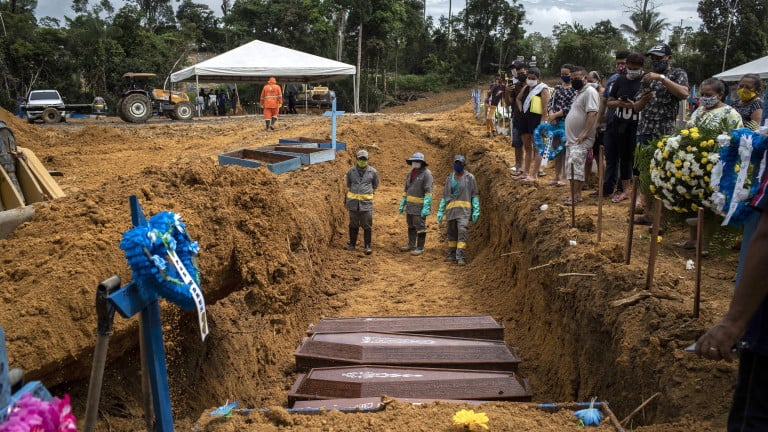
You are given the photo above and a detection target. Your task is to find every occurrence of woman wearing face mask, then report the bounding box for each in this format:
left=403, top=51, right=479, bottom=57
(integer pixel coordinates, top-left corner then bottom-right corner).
left=541, top=64, right=577, bottom=186
left=688, top=78, right=743, bottom=131
left=730, top=73, right=763, bottom=129
left=515, top=67, right=550, bottom=182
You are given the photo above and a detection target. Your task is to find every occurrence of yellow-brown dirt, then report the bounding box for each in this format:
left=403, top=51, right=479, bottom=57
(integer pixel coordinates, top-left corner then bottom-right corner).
left=0, top=90, right=738, bottom=431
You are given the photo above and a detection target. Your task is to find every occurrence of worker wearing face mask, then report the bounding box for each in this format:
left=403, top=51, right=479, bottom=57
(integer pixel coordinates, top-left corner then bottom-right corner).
left=345, top=149, right=379, bottom=255
left=437, top=155, right=480, bottom=266
left=399, top=152, right=434, bottom=255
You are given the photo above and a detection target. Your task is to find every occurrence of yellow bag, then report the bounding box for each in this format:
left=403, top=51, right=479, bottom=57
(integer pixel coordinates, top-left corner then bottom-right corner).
left=530, top=95, right=542, bottom=114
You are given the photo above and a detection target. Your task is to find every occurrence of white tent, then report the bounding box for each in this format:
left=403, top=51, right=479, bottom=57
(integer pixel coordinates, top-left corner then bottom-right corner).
left=171, top=39, right=358, bottom=111
left=714, top=55, right=768, bottom=82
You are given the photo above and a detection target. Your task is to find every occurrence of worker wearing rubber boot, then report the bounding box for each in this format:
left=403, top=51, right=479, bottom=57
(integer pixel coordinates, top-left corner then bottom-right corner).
left=398, top=152, right=434, bottom=255
left=260, top=77, right=283, bottom=131
left=437, top=155, right=480, bottom=265
left=345, top=149, right=379, bottom=254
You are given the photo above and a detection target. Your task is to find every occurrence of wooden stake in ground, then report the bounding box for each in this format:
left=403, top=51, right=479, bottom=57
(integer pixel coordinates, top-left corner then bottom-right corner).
left=601, top=402, right=625, bottom=432
left=693, top=208, right=704, bottom=318
left=570, top=163, right=576, bottom=227
left=625, top=176, right=639, bottom=264
left=645, top=197, right=663, bottom=291
left=597, top=145, right=605, bottom=243
left=620, top=392, right=661, bottom=426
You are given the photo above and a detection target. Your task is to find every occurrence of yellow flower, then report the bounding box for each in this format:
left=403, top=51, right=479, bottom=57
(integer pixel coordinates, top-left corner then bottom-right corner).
left=666, top=171, right=672, bottom=177
left=692, top=203, right=699, bottom=211
left=707, top=164, right=714, bottom=171
left=674, top=159, right=682, bottom=167
left=657, top=141, right=664, bottom=149
left=650, top=185, right=657, bottom=193
left=690, top=127, right=699, bottom=133
left=701, top=152, right=709, bottom=157
left=701, top=157, right=708, bottom=164
left=657, top=236, right=663, bottom=243
left=691, top=133, right=700, bottom=140
left=707, top=139, right=715, bottom=146
left=680, top=129, right=690, bottom=136
left=453, top=409, right=489, bottom=431
left=704, top=176, right=710, bottom=182
left=686, top=146, right=693, bottom=152
left=675, top=171, right=683, bottom=178
left=735, top=165, right=741, bottom=173
left=685, top=193, right=692, bottom=199
left=662, top=150, right=669, bottom=158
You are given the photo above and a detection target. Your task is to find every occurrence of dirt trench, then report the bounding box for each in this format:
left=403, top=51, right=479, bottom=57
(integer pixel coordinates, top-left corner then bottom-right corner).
left=0, top=92, right=735, bottom=431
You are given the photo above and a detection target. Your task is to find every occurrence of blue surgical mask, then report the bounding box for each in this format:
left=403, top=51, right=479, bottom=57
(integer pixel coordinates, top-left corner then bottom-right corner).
left=651, top=60, right=668, bottom=73
left=453, top=163, right=465, bottom=172
left=561, top=75, right=571, bottom=83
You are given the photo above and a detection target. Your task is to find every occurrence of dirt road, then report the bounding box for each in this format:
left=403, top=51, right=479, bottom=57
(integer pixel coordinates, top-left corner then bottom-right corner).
left=0, top=91, right=737, bottom=431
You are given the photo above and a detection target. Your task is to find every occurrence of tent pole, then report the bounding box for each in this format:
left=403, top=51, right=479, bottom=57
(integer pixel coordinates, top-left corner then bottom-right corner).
left=353, top=74, right=359, bottom=113
left=195, top=76, right=199, bottom=117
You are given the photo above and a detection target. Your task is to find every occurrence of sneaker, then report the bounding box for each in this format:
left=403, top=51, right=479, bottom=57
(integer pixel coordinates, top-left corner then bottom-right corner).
left=411, top=248, right=424, bottom=256
left=364, top=245, right=372, bottom=255
left=457, top=258, right=467, bottom=266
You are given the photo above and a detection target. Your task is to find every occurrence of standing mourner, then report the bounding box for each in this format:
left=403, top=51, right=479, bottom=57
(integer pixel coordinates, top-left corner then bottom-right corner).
left=486, top=77, right=506, bottom=138
left=563, top=66, right=600, bottom=205
left=16, top=95, right=25, bottom=118
left=260, top=77, right=283, bottom=131
left=695, top=168, right=768, bottom=430
left=196, top=92, right=206, bottom=117
left=730, top=73, right=763, bottom=129
left=345, top=150, right=379, bottom=255
left=634, top=43, right=689, bottom=222
left=398, top=152, right=434, bottom=256
left=437, top=155, right=480, bottom=266
left=515, top=67, right=551, bottom=182
left=596, top=51, right=630, bottom=196
left=545, top=63, right=578, bottom=187
left=507, top=62, right=528, bottom=174
left=209, top=90, right=218, bottom=116
left=217, top=89, right=227, bottom=116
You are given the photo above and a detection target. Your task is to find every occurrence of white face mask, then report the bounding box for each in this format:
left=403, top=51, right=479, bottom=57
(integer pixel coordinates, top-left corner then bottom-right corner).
left=526, top=79, right=538, bottom=87
left=588, top=82, right=598, bottom=88
left=626, top=69, right=644, bottom=80
left=411, top=161, right=422, bottom=169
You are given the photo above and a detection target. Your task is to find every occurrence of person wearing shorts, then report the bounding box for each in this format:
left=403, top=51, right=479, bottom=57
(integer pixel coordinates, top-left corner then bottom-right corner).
left=564, top=67, right=600, bottom=205
left=515, top=67, right=550, bottom=182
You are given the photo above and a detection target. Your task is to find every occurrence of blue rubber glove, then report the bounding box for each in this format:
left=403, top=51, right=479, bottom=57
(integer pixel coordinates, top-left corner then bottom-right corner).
left=437, top=198, right=446, bottom=224
left=421, top=194, right=432, bottom=218
left=471, top=196, right=480, bottom=223
left=398, top=196, right=406, bottom=214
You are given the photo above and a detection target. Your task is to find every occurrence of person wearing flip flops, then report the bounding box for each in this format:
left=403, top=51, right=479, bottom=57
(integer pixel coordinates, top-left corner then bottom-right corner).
left=515, top=67, right=551, bottom=182
left=545, top=64, right=578, bottom=187
left=563, top=67, right=600, bottom=206
left=399, top=152, right=434, bottom=256
left=604, top=52, right=646, bottom=204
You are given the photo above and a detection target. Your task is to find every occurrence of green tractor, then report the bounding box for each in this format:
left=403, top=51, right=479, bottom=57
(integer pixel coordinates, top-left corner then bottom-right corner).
left=116, top=73, right=194, bottom=123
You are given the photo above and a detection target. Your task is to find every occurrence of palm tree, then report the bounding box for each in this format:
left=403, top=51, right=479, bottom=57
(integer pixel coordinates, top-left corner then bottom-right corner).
left=620, top=0, right=669, bottom=49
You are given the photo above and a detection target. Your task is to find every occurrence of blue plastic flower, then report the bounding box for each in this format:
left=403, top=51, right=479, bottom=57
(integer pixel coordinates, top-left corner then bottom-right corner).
left=574, top=399, right=602, bottom=426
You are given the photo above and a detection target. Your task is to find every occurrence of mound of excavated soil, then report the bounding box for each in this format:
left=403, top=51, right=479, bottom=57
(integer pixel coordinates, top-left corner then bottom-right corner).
left=0, top=90, right=736, bottom=431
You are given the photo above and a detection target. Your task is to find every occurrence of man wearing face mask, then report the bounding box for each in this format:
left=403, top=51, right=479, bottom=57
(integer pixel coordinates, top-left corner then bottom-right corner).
left=345, top=149, right=379, bottom=254
left=634, top=43, right=689, bottom=222
left=399, top=152, right=434, bottom=256
left=437, top=155, right=480, bottom=266
left=507, top=62, right=529, bottom=174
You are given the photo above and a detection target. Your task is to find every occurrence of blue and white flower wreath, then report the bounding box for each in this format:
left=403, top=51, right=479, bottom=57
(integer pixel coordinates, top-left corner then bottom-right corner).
left=705, top=128, right=768, bottom=226
left=120, top=211, right=201, bottom=310
left=533, top=121, right=567, bottom=160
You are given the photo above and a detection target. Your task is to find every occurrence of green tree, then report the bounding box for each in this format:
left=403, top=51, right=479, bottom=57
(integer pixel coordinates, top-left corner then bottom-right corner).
left=462, top=0, right=525, bottom=80
left=697, top=0, right=768, bottom=76
left=619, top=0, right=669, bottom=50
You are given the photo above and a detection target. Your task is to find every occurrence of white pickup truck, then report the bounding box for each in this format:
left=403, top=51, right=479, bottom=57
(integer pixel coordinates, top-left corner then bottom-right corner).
left=23, top=90, right=67, bottom=124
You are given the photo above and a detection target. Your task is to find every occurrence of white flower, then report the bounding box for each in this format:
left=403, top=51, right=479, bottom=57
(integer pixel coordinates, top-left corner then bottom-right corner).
left=717, top=133, right=731, bottom=147
left=709, top=153, right=720, bottom=164
left=683, top=161, right=691, bottom=169
left=676, top=185, right=687, bottom=194
left=682, top=167, right=691, bottom=176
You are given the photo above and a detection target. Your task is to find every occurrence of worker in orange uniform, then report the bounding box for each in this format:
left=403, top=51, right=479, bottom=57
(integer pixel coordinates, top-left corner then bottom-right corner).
left=260, top=77, right=283, bottom=131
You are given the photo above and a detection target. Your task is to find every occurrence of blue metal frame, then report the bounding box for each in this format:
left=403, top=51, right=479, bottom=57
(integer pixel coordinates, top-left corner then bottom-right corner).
left=0, top=328, right=52, bottom=422
left=106, top=196, right=175, bottom=431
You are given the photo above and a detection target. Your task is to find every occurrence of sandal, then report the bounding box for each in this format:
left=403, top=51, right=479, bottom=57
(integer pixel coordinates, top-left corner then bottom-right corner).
left=563, top=196, right=582, bottom=206
left=611, top=192, right=628, bottom=203
left=674, top=241, right=696, bottom=250
left=521, top=176, right=538, bottom=182
left=538, top=170, right=547, bottom=177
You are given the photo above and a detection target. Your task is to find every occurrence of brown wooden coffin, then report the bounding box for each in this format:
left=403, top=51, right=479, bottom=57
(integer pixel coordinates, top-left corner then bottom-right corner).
left=291, top=396, right=486, bottom=411
left=294, top=332, right=520, bottom=372
left=288, top=365, right=532, bottom=406
left=307, top=315, right=505, bottom=340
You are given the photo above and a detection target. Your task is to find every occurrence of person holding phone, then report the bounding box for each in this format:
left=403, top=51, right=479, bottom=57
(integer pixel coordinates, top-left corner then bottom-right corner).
left=603, top=52, right=646, bottom=203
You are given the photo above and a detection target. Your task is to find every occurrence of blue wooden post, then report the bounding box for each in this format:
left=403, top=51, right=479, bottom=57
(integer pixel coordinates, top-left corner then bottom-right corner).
left=323, top=92, right=345, bottom=152
left=107, top=196, right=175, bottom=432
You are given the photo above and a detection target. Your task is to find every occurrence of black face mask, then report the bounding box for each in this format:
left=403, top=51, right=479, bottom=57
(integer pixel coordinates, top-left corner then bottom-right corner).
left=518, top=73, right=527, bottom=82
left=571, top=79, right=585, bottom=91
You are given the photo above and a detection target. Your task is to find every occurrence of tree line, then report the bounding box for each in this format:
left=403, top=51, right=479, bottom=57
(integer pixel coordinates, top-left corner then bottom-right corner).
left=0, top=0, right=764, bottom=113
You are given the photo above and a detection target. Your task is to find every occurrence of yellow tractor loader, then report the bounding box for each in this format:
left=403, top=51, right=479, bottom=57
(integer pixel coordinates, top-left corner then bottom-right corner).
left=116, top=73, right=194, bottom=123
left=0, top=120, right=65, bottom=238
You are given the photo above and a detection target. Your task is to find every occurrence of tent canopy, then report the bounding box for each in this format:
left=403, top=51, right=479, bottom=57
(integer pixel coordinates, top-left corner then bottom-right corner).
left=171, top=39, right=356, bottom=83
left=714, top=55, right=768, bottom=82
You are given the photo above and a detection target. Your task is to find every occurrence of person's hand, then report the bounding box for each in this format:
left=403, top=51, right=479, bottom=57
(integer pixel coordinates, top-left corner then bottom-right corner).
left=421, top=206, right=430, bottom=218
left=398, top=196, right=406, bottom=214
left=694, top=318, right=745, bottom=362
left=471, top=213, right=479, bottom=223
left=437, top=211, right=443, bottom=224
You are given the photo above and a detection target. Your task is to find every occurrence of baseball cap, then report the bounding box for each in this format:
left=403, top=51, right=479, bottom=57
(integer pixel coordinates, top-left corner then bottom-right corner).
left=454, top=155, right=466, bottom=164
left=646, top=43, right=672, bottom=57
left=356, top=150, right=369, bottom=159
left=406, top=152, right=428, bottom=166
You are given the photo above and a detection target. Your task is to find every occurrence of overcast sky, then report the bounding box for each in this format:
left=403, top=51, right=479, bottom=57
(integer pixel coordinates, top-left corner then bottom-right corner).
left=36, top=0, right=702, bottom=39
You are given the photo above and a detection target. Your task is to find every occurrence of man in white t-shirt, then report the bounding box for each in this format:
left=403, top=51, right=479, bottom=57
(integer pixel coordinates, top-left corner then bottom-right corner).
left=564, top=66, right=600, bottom=205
